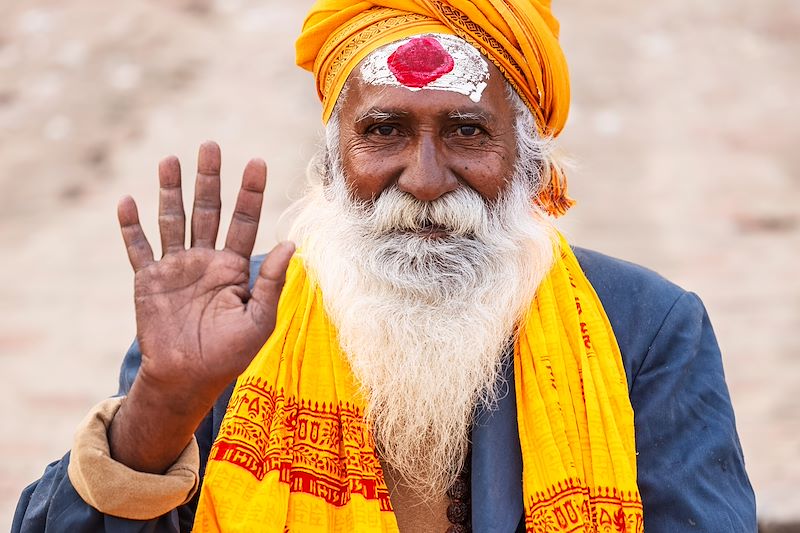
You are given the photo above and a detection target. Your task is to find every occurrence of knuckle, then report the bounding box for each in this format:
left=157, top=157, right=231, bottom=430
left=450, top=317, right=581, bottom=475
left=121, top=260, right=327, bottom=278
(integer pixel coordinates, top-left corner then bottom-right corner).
left=159, top=212, right=185, bottom=223
left=232, top=211, right=259, bottom=226
left=193, top=201, right=221, bottom=211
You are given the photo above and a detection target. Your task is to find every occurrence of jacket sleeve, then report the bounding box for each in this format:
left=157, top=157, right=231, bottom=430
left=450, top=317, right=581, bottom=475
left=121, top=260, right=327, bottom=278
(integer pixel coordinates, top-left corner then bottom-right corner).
left=631, top=291, right=757, bottom=532
left=11, top=340, right=214, bottom=533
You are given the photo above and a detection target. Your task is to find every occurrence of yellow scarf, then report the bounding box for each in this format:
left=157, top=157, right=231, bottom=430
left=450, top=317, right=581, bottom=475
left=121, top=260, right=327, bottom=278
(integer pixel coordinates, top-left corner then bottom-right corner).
left=193, top=235, right=643, bottom=532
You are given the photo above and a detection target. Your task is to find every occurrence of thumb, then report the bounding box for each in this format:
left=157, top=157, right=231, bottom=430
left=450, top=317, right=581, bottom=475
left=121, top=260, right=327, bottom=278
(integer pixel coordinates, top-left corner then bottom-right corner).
left=249, top=241, right=295, bottom=328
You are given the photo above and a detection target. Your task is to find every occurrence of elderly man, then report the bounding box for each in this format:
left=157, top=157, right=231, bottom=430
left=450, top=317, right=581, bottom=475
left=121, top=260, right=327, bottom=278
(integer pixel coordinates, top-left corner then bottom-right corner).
left=14, top=1, right=755, bottom=532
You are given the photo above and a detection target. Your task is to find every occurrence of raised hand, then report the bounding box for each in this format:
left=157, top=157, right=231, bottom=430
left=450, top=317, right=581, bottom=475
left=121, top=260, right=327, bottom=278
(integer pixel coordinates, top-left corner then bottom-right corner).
left=110, top=141, right=294, bottom=473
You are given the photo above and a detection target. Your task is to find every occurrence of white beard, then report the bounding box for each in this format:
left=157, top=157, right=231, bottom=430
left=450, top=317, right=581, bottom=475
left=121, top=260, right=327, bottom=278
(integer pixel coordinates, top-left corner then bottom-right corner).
left=287, top=148, right=555, bottom=497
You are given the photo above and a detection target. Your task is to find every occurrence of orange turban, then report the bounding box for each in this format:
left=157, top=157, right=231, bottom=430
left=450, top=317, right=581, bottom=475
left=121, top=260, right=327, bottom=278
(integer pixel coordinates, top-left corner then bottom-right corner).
left=296, top=0, right=574, bottom=215
left=297, top=0, right=570, bottom=134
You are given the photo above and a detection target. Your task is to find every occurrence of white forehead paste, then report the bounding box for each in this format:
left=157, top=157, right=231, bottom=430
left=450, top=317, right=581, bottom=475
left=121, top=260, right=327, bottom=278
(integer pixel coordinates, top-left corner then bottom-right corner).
left=360, top=34, right=490, bottom=103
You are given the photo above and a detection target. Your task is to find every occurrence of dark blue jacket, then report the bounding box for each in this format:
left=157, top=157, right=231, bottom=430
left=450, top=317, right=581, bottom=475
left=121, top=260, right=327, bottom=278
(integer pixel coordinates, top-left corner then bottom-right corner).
left=13, top=248, right=757, bottom=532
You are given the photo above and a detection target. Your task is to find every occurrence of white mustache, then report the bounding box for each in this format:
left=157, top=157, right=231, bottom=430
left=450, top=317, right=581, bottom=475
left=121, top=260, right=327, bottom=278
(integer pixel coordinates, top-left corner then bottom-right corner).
left=366, top=185, right=491, bottom=238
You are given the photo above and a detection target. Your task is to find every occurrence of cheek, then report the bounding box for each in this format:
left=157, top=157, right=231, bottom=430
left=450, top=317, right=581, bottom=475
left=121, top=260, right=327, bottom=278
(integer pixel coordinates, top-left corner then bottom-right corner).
left=459, top=152, right=515, bottom=200
left=341, top=149, right=396, bottom=201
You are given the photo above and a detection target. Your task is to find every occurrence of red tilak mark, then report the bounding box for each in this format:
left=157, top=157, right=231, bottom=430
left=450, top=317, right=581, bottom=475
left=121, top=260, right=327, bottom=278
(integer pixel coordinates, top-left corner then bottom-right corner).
left=387, top=36, right=455, bottom=88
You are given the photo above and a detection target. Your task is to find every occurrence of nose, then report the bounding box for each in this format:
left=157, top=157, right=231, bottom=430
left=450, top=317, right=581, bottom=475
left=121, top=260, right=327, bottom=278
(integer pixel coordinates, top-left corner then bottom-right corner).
left=396, top=135, right=458, bottom=202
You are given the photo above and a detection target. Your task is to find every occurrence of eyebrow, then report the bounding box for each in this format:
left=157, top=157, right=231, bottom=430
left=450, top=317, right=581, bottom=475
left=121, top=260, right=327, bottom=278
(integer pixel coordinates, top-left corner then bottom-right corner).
left=354, top=106, right=496, bottom=124
left=355, top=108, right=409, bottom=123
left=447, top=110, right=490, bottom=122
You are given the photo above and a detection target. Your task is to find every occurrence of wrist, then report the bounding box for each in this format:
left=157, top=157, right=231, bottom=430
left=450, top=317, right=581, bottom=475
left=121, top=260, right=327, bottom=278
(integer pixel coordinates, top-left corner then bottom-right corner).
left=131, top=366, right=219, bottom=420
left=109, top=374, right=216, bottom=474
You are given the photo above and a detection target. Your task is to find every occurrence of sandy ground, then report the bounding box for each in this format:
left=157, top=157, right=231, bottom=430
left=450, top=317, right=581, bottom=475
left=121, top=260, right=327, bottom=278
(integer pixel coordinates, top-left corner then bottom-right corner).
left=0, top=0, right=797, bottom=529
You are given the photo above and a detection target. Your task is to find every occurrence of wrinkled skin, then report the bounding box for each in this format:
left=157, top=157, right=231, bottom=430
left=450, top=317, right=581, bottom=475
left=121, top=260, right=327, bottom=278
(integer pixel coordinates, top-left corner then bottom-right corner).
left=110, top=141, right=294, bottom=473
left=337, top=60, right=517, bottom=203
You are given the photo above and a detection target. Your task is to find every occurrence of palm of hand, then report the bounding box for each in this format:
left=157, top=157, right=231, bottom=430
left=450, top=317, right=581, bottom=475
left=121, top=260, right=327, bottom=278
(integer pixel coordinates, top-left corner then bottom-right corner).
left=118, top=141, right=293, bottom=404
left=135, top=250, right=260, bottom=393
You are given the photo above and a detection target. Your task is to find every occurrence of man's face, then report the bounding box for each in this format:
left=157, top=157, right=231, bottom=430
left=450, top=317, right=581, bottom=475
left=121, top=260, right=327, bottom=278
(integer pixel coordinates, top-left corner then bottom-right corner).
left=335, top=57, right=518, bottom=207
left=288, top=36, right=555, bottom=495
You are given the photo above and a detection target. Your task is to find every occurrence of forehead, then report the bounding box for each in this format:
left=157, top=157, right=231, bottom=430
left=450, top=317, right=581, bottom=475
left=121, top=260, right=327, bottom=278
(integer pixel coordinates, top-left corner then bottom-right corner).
left=360, top=34, right=490, bottom=102
left=340, top=34, right=512, bottom=121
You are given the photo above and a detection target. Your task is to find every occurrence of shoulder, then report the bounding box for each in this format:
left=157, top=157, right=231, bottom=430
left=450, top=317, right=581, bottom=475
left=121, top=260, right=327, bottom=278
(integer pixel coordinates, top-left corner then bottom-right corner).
left=572, top=246, right=685, bottom=312
left=575, top=247, right=758, bottom=530
left=571, top=246, right=696, bottom=385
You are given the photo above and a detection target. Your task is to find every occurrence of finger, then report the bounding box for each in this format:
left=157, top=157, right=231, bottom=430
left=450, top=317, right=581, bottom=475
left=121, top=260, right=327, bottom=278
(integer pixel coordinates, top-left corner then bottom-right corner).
left=158, top=156, right=186, bottom=256
left=249, top=241, right=296, bottom=327
left=224, top=158, right=266, bottom=259
left=118, top=196, right=155, bottom=272
left=191, top=141, right=222, bottom=248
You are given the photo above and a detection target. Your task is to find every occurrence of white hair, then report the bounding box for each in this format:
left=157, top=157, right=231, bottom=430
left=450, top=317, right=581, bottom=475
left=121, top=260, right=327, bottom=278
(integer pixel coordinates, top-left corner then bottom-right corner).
left=286, top=82, right=556, bottom=498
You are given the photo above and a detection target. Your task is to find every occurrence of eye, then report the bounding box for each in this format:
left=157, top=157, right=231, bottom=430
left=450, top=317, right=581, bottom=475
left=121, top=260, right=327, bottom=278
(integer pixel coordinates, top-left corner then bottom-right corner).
left=368, top=124, right=399, bottom=136
left=455, top=125, right=482, bottom=137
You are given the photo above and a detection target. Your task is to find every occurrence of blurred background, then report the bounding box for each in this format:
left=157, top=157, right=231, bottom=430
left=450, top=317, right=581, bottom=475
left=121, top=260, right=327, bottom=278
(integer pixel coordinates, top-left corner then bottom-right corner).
left=0, top=0, right=797, bottom=529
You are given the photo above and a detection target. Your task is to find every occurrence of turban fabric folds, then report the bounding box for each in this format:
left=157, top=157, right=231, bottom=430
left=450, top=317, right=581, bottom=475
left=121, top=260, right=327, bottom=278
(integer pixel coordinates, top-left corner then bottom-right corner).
left=296, top=0, right=575, bottom=216
left=296, top=0, right=570, bottom=135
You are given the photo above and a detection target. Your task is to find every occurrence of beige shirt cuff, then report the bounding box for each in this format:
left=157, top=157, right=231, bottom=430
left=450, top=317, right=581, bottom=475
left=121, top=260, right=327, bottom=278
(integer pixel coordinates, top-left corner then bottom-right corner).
left=67, top=397, right=200, bottom=520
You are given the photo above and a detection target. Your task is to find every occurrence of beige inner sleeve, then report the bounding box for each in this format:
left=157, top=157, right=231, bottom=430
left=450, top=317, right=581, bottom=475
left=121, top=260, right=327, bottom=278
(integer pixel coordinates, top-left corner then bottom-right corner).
left=67, top=396, right=200, bottom=521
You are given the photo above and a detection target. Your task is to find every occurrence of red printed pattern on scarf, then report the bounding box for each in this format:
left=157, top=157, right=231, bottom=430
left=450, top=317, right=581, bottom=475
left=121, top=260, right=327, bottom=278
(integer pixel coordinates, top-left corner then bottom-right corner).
left=209, top=377, right=392, bottom=510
